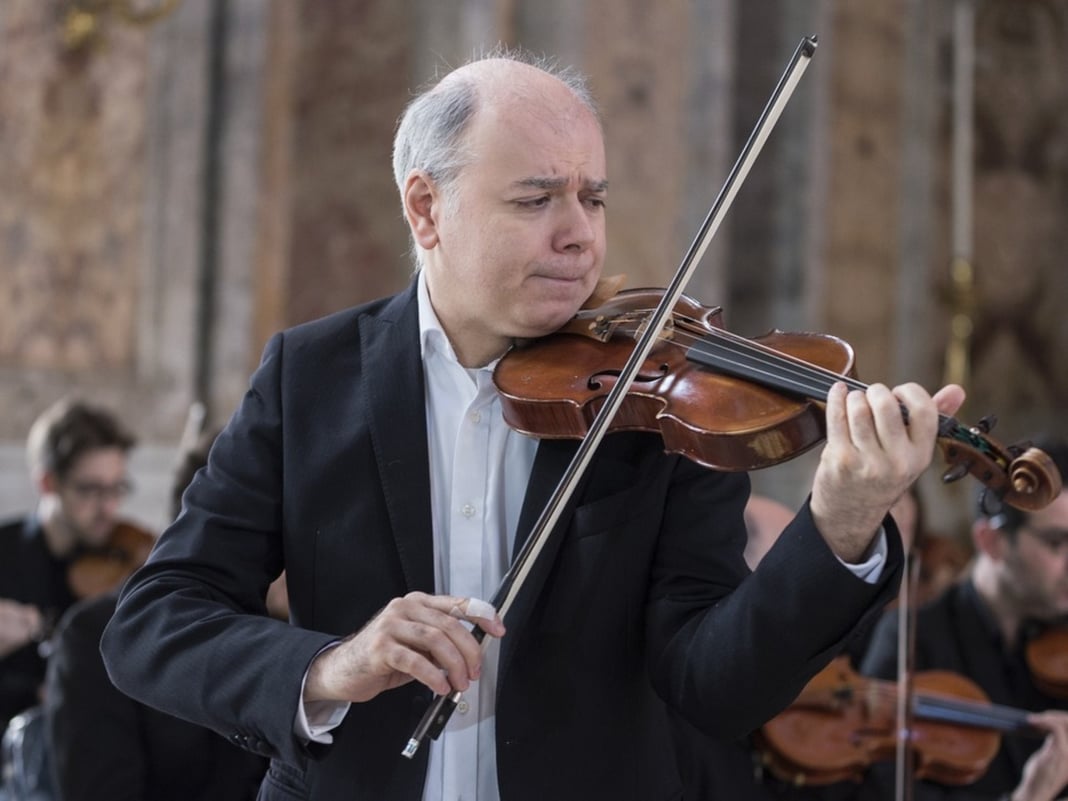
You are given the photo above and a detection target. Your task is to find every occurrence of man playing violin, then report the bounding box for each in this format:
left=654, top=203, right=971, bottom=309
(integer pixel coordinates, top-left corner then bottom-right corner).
left=862, top=435, right=1068, bottom=801
left=102, top=49, right=965, bottom=801
left=0, top=398, right=136, bottom=735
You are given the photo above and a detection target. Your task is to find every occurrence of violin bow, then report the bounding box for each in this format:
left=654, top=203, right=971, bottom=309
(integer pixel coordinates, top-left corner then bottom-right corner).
left=402, top=35, right=820, bottom=759
left=895, top=545, right=921, bottom=801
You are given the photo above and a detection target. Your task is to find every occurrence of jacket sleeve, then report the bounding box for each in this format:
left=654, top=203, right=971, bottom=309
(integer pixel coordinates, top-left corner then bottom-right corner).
left=101, top=332, right=337, bottom=767
left=644, top=456, right=905, bottom=739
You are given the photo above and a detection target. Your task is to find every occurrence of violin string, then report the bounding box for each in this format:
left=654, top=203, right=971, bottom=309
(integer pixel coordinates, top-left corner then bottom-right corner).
left=632, top=313, right=867, bottom=399
left=610, top=310, right=859, bottom=398
left=614, top=310, right=959, bottom=430
left=851, top=680, right=1031, bottom=731
left=683, top=324, right=966, bottom=433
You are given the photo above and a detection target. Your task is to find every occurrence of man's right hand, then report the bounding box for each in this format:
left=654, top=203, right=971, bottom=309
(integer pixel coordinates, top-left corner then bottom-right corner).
left=0, top=599, right=42, bottom=659
left=1012, top=710, right=1068, bottom=801
left=302, top=592, right=505, bottom=704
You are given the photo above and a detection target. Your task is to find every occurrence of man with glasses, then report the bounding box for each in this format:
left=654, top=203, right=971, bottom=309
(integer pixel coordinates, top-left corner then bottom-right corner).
left=861, top=435, right=1068, bottom=801
left=0, top=398, right=137, bottom=735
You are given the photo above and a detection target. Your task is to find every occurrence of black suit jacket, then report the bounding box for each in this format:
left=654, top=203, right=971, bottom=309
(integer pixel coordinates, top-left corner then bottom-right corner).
left=102, top=281, right=903, bottom=800
left=45, top=593, right=267, bottom=801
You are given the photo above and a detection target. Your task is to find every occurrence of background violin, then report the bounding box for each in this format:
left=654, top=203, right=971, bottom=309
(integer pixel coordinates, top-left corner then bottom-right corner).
left=66, top=520, right=155, bottom=600
left=495, top=288, right=1062, bottom=511
left=756, top=655, right=1043, bottom=787
left=1025, top=627, right=1068, bottom=700
left=32, top=521, right=155, bottom=659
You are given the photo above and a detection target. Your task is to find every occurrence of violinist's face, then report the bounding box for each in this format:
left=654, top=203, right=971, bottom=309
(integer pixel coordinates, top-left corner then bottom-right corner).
left=1002, top=492, right=1068, bottom=620
left=51, top=447, right=130, bottom=549
left=413, top=65, right=607, bottom=367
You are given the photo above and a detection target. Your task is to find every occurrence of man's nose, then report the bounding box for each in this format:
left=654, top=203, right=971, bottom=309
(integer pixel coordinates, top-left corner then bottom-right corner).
left=100, top=492, right=124, bottom=515
left=554, top=197, right=597, bottom=252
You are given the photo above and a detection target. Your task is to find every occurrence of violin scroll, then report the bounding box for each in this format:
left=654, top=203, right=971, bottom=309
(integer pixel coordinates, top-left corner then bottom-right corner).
left=937, top=420, right=1062, bottom=512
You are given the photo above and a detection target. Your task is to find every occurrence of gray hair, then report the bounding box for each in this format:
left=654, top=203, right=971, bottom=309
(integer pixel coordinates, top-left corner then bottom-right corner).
left=391, top=47, right=599, bottom=210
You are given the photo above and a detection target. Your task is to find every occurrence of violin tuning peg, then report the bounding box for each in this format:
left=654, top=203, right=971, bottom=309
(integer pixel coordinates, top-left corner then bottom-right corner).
left=942, top=462, right=971, bottom=484
left=975, top=415, right=998, bottom=434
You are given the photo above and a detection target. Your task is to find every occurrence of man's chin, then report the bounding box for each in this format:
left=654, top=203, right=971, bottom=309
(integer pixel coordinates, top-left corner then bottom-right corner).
left=516, top=315, right=578, bottom=342
left=81, top=524, right=117, bottom=548
left=522, top=296, right=592, bottom=335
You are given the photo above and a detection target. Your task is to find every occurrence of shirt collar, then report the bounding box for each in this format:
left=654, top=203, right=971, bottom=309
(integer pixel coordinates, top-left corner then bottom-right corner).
left=417, top=270, right=452, bottom=360
left=417, top=271, right=504, bottom=376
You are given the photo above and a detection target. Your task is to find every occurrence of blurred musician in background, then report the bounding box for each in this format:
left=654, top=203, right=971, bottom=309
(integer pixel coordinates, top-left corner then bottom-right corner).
left=43, top=428, right=270, bottom=801
left=861, top=434, right=1068, bottom=801
left=0, top=399, right=136, bottom=736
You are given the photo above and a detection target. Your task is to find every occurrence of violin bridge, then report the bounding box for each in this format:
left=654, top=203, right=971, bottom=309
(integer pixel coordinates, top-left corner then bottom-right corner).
left=633, top=314, right=674, bottom=343
left=565, top=309, right=617, bottom=342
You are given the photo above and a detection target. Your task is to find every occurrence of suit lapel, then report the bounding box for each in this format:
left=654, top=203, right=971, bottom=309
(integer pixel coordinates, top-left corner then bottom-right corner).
left=360, top=284, right=435, bottom=594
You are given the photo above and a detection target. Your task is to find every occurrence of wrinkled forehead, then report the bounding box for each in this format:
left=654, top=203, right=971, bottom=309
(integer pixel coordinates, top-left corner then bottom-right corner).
left=480, top=86, right=601, bottom=164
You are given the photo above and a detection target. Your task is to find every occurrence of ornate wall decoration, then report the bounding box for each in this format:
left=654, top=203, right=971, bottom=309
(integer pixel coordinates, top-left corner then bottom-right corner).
left=966, top=0, right=1068, bottom=439
left=0, top=3, right=147, bottom=373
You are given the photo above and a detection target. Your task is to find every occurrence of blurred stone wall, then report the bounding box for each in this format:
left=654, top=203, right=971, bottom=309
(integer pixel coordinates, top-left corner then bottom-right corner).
left=0, top=0, right=1064, bottom=537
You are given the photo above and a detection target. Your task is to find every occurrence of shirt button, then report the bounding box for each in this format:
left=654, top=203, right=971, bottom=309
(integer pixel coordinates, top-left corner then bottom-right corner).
left=469, top=410, right=482, bottom=423
left=461, top=503, right=475, bottom=518
left=457, top=699, right=470, bottom=714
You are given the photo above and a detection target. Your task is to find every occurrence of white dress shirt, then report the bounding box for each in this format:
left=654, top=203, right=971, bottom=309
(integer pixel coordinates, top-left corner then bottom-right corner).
left=418, top=273, right=538, bottom=801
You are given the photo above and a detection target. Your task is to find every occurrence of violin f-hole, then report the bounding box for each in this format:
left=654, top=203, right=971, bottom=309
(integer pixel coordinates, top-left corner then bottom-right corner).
left=587, top=364, right=670, bottom=391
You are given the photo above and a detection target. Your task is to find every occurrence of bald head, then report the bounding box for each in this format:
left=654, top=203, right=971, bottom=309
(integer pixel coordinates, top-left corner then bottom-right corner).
left=391, top=52, right=599, bottom=215
left=440, top=57, right=590, bottom=116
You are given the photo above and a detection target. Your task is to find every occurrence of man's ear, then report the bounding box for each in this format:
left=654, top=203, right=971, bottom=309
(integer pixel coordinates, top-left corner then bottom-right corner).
left=403, top=172, right=441, bottom=251
left=972, top=518, right=1010, bottom=562
left=37, top=469, right=58, bottom=496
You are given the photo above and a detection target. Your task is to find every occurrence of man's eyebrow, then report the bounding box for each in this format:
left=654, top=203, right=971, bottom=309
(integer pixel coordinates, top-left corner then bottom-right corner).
left=512, top=177, right=609, bottom=192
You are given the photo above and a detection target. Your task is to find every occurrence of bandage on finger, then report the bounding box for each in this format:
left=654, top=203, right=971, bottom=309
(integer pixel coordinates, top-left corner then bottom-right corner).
left=449, top=597, right=497, bottom=623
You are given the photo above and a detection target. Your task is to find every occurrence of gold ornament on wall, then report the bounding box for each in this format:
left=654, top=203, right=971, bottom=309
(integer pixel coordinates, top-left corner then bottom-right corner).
left=942, top=255, right=976, bottom=390
left=61, top=0, right=181, bottom=51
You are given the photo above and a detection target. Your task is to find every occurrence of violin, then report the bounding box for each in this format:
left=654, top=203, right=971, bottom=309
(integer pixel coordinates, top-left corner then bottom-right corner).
left=1025, top=626, right=1068, bottom=699
left=67, top=520, right=155, bottom=600
left=756, top=655, right=1042, bottom=787
left=34, top=521, right=155, bottom=658
left=494, top=288, right=1062, bottom=511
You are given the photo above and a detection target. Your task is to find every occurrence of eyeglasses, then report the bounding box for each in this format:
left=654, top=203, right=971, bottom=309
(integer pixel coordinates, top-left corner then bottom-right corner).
left=1019, top=525, right=1068, bottom=554
left=63, top=479, right=133, bottom=503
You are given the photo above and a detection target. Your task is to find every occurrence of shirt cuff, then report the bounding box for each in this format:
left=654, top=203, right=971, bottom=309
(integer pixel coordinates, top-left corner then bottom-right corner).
left=836, top=527, right=887, bottom=584
left=293, top=642, right=351, bottom=743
